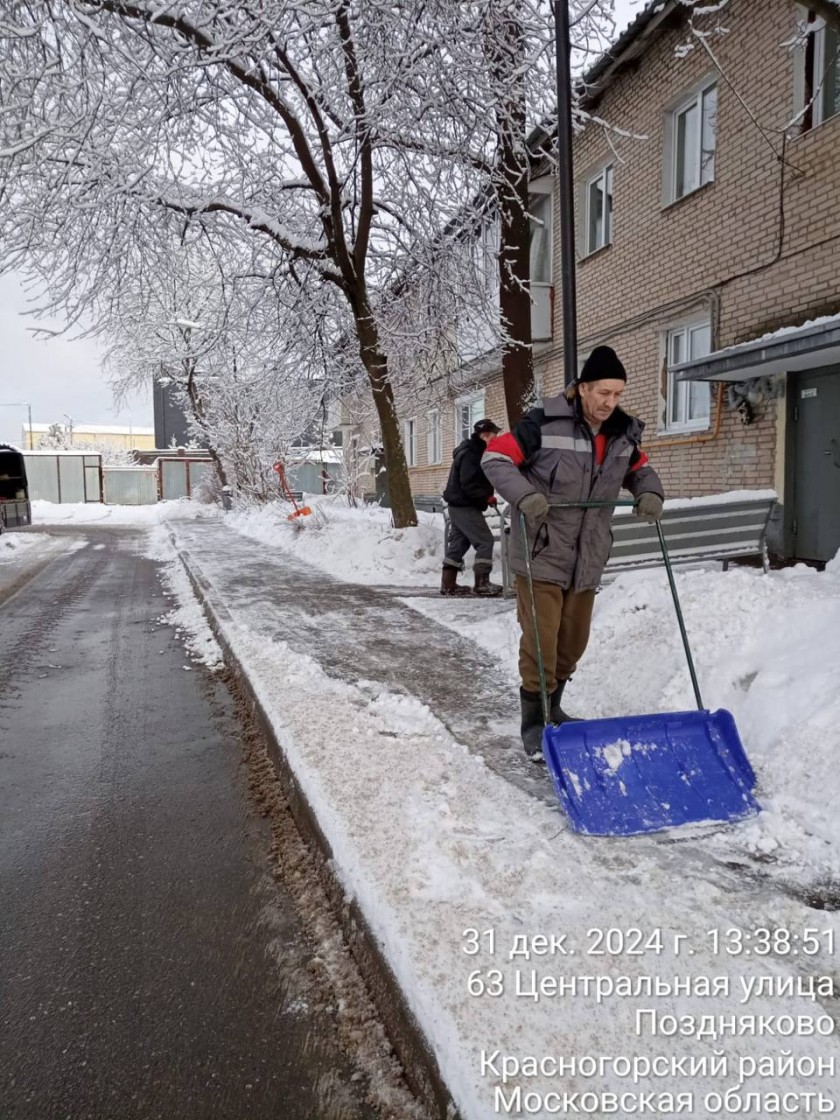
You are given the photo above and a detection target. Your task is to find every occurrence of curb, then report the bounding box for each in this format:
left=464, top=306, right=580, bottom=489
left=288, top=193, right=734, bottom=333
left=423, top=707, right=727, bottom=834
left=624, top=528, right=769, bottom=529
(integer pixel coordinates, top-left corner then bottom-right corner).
left=170, top=533, right=459, bottom=1120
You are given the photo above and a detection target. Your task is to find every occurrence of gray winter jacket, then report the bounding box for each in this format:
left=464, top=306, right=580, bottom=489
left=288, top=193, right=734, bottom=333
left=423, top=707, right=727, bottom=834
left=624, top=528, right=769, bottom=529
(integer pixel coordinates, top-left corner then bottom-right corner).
left=482, top=392, right=664, bottom=590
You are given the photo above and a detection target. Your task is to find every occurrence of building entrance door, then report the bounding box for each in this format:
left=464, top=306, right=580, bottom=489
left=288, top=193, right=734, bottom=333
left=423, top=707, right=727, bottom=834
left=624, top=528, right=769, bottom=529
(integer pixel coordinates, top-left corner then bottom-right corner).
left=791, top=366, right=840, bottom=562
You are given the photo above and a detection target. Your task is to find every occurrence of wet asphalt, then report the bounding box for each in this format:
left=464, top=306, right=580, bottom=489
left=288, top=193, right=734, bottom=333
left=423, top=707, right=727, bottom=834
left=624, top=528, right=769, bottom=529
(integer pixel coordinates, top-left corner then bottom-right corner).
left=0, top=529, right=375, bottom=1120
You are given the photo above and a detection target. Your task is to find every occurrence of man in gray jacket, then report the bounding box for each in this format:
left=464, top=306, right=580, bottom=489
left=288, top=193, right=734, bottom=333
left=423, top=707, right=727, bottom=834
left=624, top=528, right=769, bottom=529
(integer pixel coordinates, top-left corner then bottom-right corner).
left=481, top=346, right=664, bottom=760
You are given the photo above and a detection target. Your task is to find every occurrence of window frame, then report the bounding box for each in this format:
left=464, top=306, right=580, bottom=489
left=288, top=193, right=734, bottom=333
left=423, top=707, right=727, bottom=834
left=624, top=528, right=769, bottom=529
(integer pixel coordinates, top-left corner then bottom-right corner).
left=663, top=78, right=718, bottom=205
left=528, top=184, right=553, bottom=285
left=584, top=164, right=614, bottom=255
left=662, top=320, right=713, bottom=433
left=403, top=417, right=417, bottom=467
left=529, top=179, right=554, bottom=341
left=455, top=392, right=486, bottom=443
left=426, top=408, right=442, bottom=465
left=809, top=15, right=840, bottom=128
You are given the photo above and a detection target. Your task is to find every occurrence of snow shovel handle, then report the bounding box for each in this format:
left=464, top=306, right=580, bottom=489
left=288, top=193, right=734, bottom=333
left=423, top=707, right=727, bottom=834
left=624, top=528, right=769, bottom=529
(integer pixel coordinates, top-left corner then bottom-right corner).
left=520, top=511, right=551, bottom=725
left=547, top=499, right=637, bottom=509
left=655, top=520, right=705, bottom=711
left=534, top=499, right=706, bottom=712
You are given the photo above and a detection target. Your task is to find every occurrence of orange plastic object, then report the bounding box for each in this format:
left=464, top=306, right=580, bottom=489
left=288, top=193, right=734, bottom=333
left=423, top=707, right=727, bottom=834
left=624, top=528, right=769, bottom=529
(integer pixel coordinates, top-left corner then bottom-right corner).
left=273, top=461, right=312, bottom=520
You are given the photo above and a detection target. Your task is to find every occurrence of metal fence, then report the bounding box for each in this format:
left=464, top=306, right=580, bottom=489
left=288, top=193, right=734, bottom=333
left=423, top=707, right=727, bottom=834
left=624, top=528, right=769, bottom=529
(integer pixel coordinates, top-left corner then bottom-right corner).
left=285, top=460, right=342, bottom=494
left=103, top=467, right=159, bottom=505
left=158, top=457, right=214, bottom=500
left=23, top=452, right=103, bottom=503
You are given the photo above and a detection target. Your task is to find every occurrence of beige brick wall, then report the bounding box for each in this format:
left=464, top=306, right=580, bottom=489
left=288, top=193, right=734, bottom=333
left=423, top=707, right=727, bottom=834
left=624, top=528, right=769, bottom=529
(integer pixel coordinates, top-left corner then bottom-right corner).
left=354, top=0, right=840, bottom=504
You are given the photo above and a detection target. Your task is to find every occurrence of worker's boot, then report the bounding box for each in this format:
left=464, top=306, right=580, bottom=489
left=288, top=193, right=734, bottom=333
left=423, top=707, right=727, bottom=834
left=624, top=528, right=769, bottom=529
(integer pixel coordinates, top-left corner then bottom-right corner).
left=520, top=688, right=546, bottom=763
left=549, top=679, right=582, bottom=724
left=440, top=565, right=471, bottom=597
left=474, top=568, right=503, bottom=597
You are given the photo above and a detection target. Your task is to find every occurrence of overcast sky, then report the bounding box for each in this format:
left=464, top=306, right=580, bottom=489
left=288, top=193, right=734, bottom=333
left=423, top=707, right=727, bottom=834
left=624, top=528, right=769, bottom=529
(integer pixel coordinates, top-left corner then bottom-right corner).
left=0, top=0, right=642, bottom=449
left=0, top=273, right=152, bottom=445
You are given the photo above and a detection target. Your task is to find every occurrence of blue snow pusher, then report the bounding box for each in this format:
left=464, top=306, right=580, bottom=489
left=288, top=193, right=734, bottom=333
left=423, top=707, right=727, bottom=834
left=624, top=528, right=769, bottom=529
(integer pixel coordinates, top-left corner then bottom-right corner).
left=542, top=710, right=759, bottom=837
left=521, top=504, right=761, bottom=837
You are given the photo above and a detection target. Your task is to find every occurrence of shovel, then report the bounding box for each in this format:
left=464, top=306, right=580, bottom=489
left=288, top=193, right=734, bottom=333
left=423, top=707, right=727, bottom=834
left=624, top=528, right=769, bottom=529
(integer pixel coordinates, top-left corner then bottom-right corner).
left=520, top=501, right=760, bottom=836
left=273, top=461, right=313, bottom=520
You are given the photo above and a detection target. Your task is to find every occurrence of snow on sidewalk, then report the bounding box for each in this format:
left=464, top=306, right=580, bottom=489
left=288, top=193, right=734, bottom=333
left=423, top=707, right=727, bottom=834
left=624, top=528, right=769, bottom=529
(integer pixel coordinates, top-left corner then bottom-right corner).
left=227, top=493, right=840, bottom=889
left=154, top=511, right=839, bottom=1120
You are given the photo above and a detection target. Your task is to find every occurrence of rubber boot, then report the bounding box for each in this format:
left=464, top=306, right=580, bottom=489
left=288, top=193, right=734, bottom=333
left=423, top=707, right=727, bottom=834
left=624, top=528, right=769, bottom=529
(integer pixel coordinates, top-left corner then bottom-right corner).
left=520, top=688, right=546, bottom=763
left=474, top=568, right=503, bottom=597
left=549, top=679, right=582, bottom=724
left=440, top=565, right=471, bottom=597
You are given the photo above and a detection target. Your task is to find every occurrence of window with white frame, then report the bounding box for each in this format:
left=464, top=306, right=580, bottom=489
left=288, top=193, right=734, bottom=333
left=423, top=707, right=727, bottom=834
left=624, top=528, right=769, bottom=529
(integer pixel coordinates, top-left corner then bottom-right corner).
left=585, top=165, right=613, bottom=254
left=529, top=185, right=554, bottom=341
left=665, top=321, right=712, bottom=431
left=801, top=9, right=840, bottom=129
left=456, top=393, right=485, bottom=442
left=529, top=191, right=553, bottom=283
left=478, top=219, right=498, bottom=296
left=426, top=409, right=442, bottom=465
left=404, top=417, right=417, bottom=467
left=666, top=82, right=717, bottom=203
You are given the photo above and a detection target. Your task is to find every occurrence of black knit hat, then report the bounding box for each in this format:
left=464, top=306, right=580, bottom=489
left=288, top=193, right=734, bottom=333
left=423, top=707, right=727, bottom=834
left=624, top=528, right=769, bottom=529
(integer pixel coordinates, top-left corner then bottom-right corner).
left=473, top=418, right=501, bottom=435
left=579, top=345, right=627, bottom=383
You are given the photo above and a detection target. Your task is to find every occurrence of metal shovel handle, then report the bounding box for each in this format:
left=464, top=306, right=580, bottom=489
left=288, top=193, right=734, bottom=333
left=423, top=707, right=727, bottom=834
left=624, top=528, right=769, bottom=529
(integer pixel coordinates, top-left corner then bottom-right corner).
left=520, top=511, right=551, bottom=725
left=519, top=497, right=705, bottom=714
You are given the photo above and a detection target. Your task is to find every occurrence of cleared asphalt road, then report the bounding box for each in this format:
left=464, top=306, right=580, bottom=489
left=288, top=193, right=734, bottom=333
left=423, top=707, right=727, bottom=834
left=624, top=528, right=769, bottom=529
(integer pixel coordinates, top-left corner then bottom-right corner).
left=0, top=528, right=375, bottom=1120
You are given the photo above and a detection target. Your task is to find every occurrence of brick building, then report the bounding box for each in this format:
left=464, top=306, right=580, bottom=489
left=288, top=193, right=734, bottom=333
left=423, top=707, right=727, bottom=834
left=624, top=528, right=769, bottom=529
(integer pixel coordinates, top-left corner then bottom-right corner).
left=340, top=0, right=840, bottom=561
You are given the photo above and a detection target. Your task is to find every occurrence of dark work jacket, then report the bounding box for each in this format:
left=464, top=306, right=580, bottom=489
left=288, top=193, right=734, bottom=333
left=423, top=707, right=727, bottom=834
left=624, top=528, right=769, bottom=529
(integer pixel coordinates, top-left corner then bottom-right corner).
left=443, top=434, right=495, bottom=511
left=482, top=392, right=664, bottom=590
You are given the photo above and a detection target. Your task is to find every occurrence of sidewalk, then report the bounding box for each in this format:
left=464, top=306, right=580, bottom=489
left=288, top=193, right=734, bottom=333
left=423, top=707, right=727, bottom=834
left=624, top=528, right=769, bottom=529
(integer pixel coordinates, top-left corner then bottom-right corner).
left=161, top=514, right=840, bottom=1120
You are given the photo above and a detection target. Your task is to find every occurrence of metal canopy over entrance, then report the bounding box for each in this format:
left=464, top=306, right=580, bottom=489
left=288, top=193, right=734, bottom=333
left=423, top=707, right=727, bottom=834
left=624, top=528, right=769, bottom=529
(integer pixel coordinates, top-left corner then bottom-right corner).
left=672, top=316, right=840, bottom=382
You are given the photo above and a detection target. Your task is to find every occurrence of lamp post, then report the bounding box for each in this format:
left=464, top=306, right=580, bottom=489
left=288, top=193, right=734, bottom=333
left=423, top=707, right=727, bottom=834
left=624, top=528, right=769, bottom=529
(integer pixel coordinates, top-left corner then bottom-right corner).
left=552, top=1, right=578, bottom=388
left=0, top=401, right=33, bottom=447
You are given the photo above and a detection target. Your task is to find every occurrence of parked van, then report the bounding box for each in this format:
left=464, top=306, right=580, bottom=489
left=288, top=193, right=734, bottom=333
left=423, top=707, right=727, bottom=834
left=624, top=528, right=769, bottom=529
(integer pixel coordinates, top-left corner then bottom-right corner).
left=0, top=445, right=32, bottom=530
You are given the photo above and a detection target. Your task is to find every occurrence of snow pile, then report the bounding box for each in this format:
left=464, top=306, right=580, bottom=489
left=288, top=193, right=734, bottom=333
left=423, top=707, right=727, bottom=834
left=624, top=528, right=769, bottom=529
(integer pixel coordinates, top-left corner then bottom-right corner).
left=145, top=522, right=224, bottom=671
left=227, top=496, right=449, bottom=586
left=409, top=554, right=840, bottom=881
left=0, top=532, right=43, bottom=559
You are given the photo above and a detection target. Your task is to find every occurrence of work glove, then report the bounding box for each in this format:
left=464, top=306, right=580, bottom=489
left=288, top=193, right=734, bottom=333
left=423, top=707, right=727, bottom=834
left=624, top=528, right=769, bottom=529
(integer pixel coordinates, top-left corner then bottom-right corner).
left=519, top=492, right=550, bottom=524
left=634, top=493, right=664, bottom=523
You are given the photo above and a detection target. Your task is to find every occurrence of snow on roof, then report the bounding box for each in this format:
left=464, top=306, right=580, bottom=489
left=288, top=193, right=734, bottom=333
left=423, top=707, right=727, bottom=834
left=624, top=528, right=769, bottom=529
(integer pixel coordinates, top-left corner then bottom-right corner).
left=707, top=313, right=840, bottom=358
left=23, top=449, right=102, bottom=457
left=673, top=312, right=840, bottom=381
left=26, top=422, right=154, bottom=435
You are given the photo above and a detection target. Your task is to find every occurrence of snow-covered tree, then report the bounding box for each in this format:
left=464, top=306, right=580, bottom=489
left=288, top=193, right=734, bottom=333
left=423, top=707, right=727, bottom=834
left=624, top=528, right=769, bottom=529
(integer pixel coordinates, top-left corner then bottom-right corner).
left=0, top=1, right=484, bottom=526
left=105, top=236, right=325, bottom=498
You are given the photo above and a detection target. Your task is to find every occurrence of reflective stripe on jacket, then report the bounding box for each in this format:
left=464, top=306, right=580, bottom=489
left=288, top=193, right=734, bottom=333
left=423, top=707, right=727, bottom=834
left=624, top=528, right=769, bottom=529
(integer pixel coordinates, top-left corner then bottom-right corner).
left=481, top=392, right=664, bottom=590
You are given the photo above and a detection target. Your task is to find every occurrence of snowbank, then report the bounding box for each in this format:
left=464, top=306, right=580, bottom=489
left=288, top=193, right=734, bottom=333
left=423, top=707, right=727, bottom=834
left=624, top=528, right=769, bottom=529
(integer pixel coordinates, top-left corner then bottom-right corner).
left=0, top=532, right=43, bottom=559
left=409, top=557, right=840, bottom=880
left=227, top=496, right=449, bottom=587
